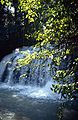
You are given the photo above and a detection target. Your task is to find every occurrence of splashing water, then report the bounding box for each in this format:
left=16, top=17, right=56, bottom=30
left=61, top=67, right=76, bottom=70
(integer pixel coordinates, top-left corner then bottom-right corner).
left=0, top=46, right=61, bottom=100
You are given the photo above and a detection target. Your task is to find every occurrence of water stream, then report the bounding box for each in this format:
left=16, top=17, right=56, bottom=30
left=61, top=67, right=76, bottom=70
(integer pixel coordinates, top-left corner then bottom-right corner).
left=0, top=46, right=78, bottom=120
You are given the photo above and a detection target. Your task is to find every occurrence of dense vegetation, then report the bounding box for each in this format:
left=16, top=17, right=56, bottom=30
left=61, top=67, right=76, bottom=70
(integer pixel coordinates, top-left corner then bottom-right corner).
left=0, top=0, right=78, bottom=99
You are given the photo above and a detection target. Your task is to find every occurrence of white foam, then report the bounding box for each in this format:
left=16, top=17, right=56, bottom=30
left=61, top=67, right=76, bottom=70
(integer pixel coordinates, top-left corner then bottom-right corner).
left=0, top=81, right=61, bottom=100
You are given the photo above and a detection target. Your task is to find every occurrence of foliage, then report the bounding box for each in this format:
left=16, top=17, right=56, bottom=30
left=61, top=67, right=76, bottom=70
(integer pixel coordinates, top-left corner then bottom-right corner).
left=0, top=0, right=78, bottom=99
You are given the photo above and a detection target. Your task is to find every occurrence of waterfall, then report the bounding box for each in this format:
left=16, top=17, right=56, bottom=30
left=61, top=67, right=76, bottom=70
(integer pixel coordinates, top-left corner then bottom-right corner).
left=0, top=46, right=60, bottom=99
left=0, top=46, right=53, bottom=86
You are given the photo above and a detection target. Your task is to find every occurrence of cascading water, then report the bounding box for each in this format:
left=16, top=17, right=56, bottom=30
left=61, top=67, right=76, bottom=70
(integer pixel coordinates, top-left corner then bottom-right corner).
left=1, top=46, right=77, bottom=120
left=0, top=46, right=60, bottom=100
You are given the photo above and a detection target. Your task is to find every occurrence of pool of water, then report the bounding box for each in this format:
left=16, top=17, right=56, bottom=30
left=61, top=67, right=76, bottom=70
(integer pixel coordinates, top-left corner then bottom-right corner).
left=0, top=85, right=78, bottom=120
left=0, top=86, right=62, bottom=120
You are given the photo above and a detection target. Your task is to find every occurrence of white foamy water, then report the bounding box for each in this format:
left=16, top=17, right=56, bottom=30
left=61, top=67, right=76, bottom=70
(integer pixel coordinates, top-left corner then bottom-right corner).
left=0, top=81, right=61, bottom=100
